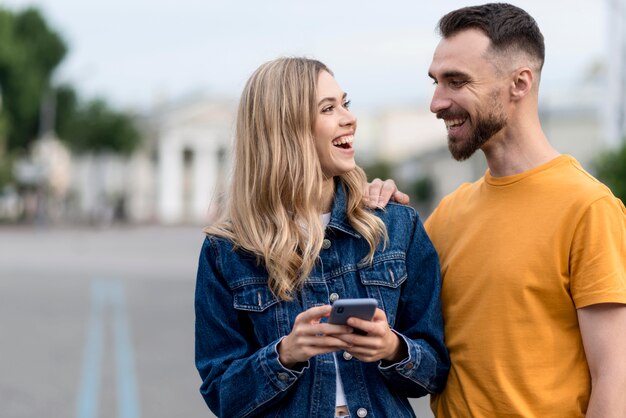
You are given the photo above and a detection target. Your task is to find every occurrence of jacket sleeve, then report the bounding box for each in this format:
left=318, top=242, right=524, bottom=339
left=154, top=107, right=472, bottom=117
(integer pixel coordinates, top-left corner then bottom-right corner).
left=194, top=237, right=307, bottom=417
left=377, top=209, right=450, bottom=396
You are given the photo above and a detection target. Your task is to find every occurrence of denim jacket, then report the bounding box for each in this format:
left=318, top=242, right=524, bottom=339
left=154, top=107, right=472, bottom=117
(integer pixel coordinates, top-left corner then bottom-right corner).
left=195, top=183, right=449, bottom=417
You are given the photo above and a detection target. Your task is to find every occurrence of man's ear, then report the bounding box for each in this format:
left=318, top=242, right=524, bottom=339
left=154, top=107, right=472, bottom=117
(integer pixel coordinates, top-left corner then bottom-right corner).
left=510, top=67, right=533, bottom=101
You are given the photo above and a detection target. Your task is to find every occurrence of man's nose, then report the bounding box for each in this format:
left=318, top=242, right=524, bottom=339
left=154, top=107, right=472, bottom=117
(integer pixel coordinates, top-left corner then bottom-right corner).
left=430, top=85, right=451, bottom=114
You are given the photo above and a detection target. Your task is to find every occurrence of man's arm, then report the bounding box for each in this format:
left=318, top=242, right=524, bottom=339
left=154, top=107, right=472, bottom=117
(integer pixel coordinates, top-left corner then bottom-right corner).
left=577, top=303, right=626, bottom=418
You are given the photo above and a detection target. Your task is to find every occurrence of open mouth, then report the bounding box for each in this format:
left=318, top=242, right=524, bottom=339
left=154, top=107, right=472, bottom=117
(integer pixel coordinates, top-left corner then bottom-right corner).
left=445, top=118, right=466, bottom=130
left=332, top=135, right=354, bottom=149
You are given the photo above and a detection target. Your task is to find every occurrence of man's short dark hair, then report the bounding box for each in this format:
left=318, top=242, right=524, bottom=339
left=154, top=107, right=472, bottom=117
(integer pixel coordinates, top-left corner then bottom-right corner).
left=437, top=3, right=545, bottom=71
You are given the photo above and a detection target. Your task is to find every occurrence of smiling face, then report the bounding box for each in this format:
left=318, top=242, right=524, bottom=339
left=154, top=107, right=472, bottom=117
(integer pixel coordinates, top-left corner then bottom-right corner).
left=428, top=29, right=509, bottom=161
left=313, top=70, right=357, bottom=178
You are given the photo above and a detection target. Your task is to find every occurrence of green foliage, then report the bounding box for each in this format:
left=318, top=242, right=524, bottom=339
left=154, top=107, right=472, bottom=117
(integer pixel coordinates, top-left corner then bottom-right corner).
left=0, top=7, right=141, bottom=156
left=362, top=159, right=436, bottom=210
left=55, top=88, right=141, bottom=155
left=595, top=141, right=626, bottom=202
left=0, top=152, right=15, bottom=188
left=54, top=84, right=78, bottom=138
left=0, top=7, right=67, bottom=151
left=362, top=160, right=392, bottom=182
left=411, top=176, right=435, bottom=203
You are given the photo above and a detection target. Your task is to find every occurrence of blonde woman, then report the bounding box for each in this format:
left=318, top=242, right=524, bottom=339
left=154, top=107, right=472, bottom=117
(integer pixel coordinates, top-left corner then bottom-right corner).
left=195, top=57, right=449, bottom=418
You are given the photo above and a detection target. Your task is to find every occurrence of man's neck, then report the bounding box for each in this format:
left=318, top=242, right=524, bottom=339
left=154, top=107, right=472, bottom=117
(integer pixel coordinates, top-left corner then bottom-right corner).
left=482, top=123, right=560, bottom=177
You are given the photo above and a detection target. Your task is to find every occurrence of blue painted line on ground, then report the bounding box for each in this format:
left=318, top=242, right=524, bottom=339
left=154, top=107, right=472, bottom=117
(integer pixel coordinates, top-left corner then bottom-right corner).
left=112, top=281, right=141, bottom=418
left=76, top=280, right=106, bottom=418
left=76, top=279, right=141, bottom=418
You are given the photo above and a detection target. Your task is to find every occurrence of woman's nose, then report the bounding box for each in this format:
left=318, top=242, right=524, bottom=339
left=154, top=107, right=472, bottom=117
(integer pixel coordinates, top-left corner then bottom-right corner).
left=340, top=108, right=356, bottom=126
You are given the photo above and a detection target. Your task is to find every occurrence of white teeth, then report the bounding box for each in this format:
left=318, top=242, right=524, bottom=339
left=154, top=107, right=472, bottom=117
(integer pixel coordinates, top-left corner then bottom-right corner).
left=445, top=118, right=465, bottom=128
left=332, top=135, right=354, bottom=146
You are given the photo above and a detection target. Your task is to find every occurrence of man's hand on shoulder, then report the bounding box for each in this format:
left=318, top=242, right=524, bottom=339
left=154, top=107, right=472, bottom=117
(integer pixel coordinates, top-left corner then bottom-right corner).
left=364, top=178, right=410, bottom=209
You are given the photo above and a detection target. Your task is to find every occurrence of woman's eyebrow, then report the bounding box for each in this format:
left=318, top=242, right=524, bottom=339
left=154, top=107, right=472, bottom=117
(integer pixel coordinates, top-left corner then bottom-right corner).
left=317, top=92, right=347, bottom=107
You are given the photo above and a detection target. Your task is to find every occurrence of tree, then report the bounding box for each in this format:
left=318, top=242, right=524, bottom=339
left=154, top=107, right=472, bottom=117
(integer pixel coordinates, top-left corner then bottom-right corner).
left=595, top=140, right=626, bottom=202
left=362, top=160, right=392, bottom=183
left=0, top=7, right=67, bottom=152
left=55, top=84, right=140, bottom=155
left=411, top=176, right=435, bottom=204
left=0, top=6, right=141, bottom=159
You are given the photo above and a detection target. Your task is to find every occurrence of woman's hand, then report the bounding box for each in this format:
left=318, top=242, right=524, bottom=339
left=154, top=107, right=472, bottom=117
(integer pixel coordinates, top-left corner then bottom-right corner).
left=336, top=308, right=408, bottom=363
left=278, top=305, right=354, bottom=369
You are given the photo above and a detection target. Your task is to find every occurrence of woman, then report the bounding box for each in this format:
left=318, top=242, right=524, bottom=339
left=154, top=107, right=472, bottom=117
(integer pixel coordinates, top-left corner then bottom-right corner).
left=195, top=57, right=449, bottom=418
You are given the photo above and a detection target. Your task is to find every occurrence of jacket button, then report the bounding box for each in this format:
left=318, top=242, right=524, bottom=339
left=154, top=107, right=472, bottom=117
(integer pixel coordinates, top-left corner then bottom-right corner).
left=278, top=372, right=289, bottom=381
left=406, top=362, right=415, bottom=369
left=357, top=407, right=368, bottom=417
left=322, top=238, right=331, bottom=249
left=343, top=351, right=353, bottom=361
left=329, top=293, right=339, bottom=302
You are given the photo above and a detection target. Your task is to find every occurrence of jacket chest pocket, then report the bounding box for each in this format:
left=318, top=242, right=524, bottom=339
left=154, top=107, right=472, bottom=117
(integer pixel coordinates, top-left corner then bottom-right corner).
left=358, top=255, right=407, bottom=327
left=232, top=280, right=290, bottom=343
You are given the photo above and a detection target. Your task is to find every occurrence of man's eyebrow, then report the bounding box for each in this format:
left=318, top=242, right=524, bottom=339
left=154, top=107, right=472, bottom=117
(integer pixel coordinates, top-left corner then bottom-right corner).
left=429, top=70, right=470, bottom=81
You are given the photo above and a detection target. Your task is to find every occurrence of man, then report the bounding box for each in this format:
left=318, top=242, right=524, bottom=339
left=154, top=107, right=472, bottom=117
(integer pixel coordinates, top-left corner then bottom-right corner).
left=371, top=3, right=626, bottom=417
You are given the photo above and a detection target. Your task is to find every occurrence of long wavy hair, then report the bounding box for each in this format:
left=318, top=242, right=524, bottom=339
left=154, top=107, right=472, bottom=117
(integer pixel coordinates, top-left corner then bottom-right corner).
left=206, top=57, right=387, bottom=300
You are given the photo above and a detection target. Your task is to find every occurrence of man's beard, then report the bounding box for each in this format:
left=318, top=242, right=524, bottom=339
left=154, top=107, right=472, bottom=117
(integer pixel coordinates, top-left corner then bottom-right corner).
left=438, top=94, right=507, bottom=161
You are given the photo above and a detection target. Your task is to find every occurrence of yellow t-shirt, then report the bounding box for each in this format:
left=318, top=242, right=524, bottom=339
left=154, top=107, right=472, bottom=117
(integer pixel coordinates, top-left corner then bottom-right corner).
left=425, top=155, right=626, bottom=418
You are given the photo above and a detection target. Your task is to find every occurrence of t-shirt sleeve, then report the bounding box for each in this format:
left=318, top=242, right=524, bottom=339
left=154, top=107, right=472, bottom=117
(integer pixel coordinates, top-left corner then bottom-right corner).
left=570, top=195, right=626, bottom=308
left=424, top=207, right=437, bottom=237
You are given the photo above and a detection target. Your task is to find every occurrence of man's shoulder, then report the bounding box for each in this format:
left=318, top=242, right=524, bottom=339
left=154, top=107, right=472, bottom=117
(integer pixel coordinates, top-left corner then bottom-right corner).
left=424, top=180, right=481, bottom=234
left=552, top=156, right=618, bottom=202
left=436, top=180, right=481, bottom=209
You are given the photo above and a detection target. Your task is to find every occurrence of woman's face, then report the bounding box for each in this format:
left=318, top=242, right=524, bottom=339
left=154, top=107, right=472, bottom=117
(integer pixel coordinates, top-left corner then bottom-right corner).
left=313, top=70, right=357, bottom=178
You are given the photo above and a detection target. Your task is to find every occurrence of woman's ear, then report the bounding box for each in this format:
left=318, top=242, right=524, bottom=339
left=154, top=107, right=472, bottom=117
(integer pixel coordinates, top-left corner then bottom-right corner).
left=510, top=67, right=533, bottom=101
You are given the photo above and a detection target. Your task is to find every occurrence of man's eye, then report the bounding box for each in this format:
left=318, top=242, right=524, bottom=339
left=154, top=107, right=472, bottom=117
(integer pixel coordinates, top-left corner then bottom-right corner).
left=449, top=80, right=467, bottom=88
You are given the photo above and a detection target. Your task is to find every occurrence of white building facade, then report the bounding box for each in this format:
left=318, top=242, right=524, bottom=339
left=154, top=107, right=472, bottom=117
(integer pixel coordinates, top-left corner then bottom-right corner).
left=153, top=99, right=235, bottom=225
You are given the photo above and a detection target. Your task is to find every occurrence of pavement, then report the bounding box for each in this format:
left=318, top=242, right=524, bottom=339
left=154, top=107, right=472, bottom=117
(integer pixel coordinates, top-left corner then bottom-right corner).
left=0, top=225, right=433, bottom=418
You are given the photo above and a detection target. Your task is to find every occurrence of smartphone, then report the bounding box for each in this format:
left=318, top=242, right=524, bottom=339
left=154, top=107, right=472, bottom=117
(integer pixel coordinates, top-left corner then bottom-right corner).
left=329, top=298, right=378, bottom=335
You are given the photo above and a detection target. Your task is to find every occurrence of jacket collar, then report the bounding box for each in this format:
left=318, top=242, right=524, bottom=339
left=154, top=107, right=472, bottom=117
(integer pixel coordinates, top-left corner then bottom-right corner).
left=327, top=180, right=362, bottom=239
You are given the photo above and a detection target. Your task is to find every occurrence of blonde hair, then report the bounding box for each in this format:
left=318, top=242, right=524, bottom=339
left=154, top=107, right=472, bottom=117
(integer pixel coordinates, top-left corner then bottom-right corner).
left=206, top=57, right=387, bottom=300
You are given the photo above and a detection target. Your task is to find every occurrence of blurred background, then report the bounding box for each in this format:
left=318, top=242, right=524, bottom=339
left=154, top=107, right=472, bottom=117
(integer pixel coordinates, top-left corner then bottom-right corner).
left=0, top=0, right=625, bottom=417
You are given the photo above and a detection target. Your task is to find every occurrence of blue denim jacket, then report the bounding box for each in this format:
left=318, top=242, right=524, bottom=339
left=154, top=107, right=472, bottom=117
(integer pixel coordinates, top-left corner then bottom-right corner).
left=195, top=183, right=449, bottom=417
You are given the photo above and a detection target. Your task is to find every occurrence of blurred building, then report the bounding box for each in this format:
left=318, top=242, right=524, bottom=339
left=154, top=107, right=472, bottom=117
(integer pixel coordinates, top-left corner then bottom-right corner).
left=605, top=0, right=626, bottom=148
left=68, top=98, right=236, bottom=225
left=148, top=98, right=234, bottom=225
left=70, top=149, right=155, bottom=224
left=6, top=97, right=236, bottom=226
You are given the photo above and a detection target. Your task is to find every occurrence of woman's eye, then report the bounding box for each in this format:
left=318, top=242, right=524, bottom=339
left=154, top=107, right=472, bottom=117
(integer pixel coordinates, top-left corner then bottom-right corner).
left=343, top=100, right=351, bottom=109
left=322, top=106, right=333, bottom=113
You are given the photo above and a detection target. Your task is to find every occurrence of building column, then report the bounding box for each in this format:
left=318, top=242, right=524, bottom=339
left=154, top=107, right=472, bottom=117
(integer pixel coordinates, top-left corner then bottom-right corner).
left=157, top=133, right=183, bottom=224
left=192, top=139, right=219, bottom=224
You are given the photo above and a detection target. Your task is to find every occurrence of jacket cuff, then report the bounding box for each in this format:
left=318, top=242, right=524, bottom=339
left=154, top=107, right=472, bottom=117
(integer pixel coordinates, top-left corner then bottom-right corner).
left=378, top=330, right=423, bottom=380
left=259, top=336, right=309, bottom=391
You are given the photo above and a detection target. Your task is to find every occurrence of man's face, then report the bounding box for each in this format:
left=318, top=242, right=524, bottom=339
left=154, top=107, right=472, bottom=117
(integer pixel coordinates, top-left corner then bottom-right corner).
left=428, top=29, right=508, bottom=161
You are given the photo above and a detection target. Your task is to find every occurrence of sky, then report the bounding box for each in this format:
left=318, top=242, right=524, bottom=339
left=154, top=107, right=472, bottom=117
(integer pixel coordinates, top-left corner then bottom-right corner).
left=1, top=0, right=611, bottom=113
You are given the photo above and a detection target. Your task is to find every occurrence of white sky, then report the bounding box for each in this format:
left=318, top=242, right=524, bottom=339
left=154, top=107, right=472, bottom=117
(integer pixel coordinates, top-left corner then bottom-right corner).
left=0, top=0, right=610, bottom=113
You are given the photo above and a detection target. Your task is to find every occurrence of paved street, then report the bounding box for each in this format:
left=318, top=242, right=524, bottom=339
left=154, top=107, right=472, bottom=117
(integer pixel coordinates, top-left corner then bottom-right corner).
left=0, top=225, right=433, bottom=418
